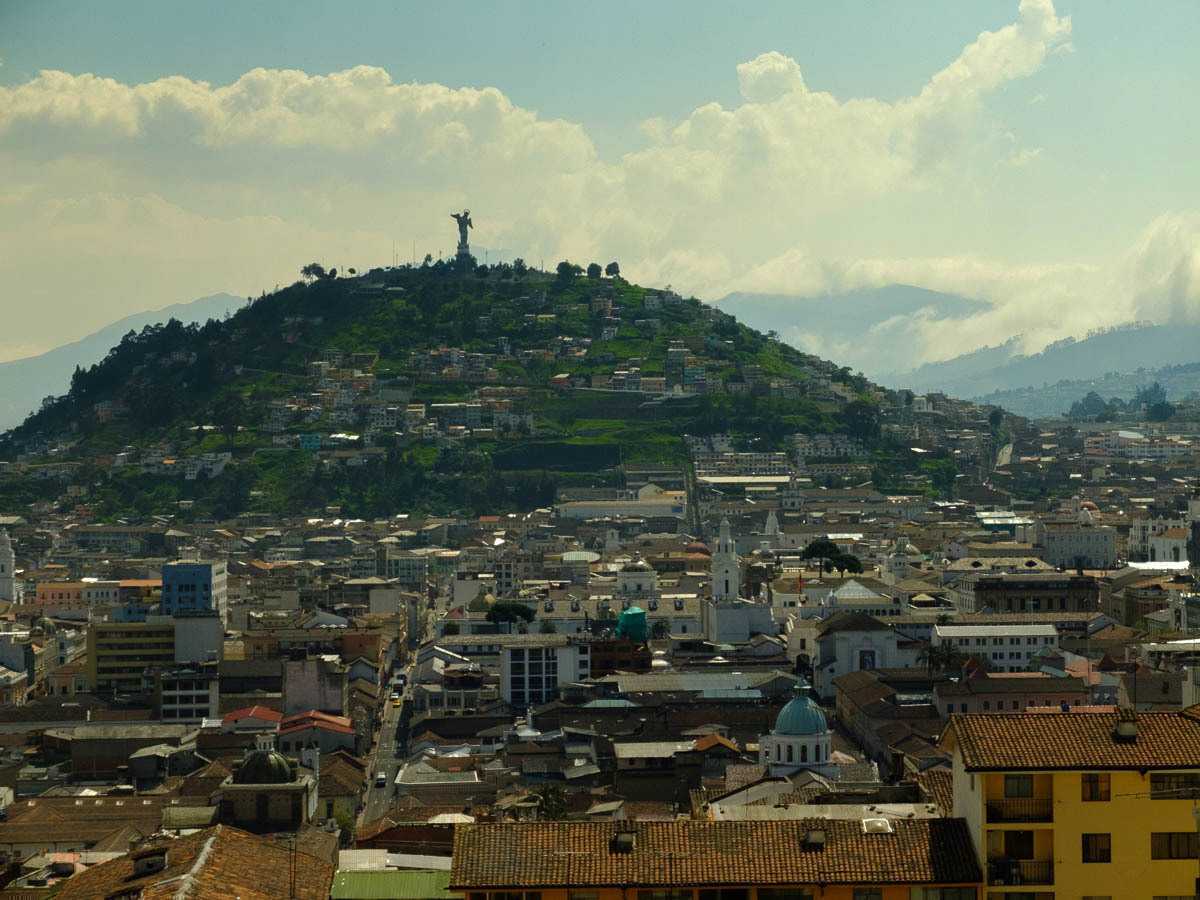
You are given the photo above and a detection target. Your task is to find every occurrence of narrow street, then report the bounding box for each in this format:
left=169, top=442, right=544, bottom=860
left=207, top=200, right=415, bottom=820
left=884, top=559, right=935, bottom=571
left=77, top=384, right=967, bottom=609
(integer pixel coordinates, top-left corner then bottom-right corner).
left=360, top=661, right=413, bottom=826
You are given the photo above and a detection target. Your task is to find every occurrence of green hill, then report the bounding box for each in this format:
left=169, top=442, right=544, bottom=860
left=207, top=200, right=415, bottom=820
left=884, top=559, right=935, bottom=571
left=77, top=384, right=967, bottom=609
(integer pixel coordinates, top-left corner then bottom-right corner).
left=0, top=260, right=888, bottom=521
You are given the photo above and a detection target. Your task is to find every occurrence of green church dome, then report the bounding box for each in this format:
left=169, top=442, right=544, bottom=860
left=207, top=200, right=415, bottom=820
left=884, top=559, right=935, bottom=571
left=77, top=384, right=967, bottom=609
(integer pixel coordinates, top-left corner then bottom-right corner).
left=233, top=749, right=295, bottom=785
left=773, top=686, right=828, bottom=736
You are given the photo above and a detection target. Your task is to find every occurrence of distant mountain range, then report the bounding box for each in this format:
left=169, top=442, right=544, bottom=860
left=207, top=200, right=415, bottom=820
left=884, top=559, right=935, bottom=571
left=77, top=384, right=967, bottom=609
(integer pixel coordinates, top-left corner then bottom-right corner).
left=717, top=285, right=1200, bottom=419
left=894, top=322, right=1200, bottom=405
left=976, top=362, right=1200, bottom=419
left=715, top=285, right=988, bottom=379
left=0, top=293, right=245, bottom=430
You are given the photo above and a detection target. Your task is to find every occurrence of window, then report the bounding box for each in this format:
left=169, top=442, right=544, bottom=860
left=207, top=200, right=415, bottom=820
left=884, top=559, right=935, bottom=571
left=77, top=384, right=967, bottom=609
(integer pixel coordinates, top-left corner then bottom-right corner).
left=638, top=892, right=691, bottom=900
left=700, top=890, right=748, bottom=900
left=1082, top=772, right=1110, bottom=801
left=1082, top=833, right=1111, bottom=863
left=909, top=890, right=975, bottom=900
left=853, top=891, right=883, bottom=900
left=569, top=893, right=599, bottom=900
left=1004, top=775, right=1034, bottom=798
left=1150, top=772, right=1200, bottom=799
left=1151, top=832, right=1200, bottom=859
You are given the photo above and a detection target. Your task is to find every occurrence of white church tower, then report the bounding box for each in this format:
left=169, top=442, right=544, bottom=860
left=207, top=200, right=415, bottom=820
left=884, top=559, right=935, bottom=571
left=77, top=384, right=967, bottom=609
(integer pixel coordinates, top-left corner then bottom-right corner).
left=711, top=518, right=741, bottom=601
left=0, top=531, right=15, bottom=603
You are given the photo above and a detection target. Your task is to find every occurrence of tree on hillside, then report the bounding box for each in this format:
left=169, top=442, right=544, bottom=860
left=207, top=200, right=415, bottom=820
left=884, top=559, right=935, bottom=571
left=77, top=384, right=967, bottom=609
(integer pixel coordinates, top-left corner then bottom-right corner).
left=1069, top=391, right=1108, bottom=419
left=586, top=262, right=602, bottom=279
left=301, top=262, right=326, bottom=282
left=1147, top=400, right=1176, bottom=421
left=1135, top=382, right=1167, bottom=409
left=556, top=260, right=582, bottom=282
left=605, top=261, right=620, bottom=278
left=988, top=408, right=1004, bottom=430
left=513, top=257, right=528, bottom=277
left=842, top=399, right=881, bottom=443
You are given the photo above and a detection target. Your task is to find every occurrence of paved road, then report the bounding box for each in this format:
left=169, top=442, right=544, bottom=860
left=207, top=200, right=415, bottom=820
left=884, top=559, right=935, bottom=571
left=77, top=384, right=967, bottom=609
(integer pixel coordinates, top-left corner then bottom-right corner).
left=360, top=664, right=414, bottom=825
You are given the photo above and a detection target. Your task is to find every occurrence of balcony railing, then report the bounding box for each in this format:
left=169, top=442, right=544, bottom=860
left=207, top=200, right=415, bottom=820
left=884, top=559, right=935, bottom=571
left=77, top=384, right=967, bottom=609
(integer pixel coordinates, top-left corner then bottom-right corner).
left=985, top=798, right=1053, bottom=823
left=987, top=858, right=1054, bottom=886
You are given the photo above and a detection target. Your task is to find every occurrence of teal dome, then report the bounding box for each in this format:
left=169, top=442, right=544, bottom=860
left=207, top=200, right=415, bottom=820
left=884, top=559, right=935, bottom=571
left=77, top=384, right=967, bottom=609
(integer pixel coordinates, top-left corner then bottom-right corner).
left=773, top=688, right=827, bottom=736
left=233, top=749, right=295, bottom=785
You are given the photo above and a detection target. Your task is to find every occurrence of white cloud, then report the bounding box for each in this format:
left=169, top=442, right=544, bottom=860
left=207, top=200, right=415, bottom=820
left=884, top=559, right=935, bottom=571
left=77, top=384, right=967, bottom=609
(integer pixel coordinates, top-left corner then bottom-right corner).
left=1005, top=146, right=1043, bottom=167
left=5, top=0, right=1194, bottom=377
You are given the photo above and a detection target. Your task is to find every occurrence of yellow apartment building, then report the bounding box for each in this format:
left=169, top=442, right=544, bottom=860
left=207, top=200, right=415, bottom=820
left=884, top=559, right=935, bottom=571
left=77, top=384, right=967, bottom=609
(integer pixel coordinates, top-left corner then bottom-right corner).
left=942, top=707, right=1200, bottom=900
left=86, top=619, right=175, bottom=694
left=451, top=819, right=982, bottom=900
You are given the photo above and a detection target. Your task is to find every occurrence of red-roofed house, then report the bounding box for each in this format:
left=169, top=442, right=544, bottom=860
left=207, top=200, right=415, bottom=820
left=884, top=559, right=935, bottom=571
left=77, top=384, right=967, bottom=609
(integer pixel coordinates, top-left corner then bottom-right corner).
left=279, top=709, right=357, bottom=754
left=222, top=705, right=284, bottom=731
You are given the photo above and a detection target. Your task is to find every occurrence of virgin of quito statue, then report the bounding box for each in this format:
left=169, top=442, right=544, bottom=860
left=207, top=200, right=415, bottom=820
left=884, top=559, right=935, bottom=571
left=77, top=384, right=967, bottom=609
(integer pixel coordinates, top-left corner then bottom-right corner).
left=451, top=209, right=473, bottom=259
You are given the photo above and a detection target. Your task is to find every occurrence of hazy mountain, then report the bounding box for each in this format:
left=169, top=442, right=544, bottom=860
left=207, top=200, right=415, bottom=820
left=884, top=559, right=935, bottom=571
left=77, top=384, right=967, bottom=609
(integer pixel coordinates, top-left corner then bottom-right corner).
left=715, top=285, right=988, bottom=378
left=977, top=362, right=1200, bottom=419
left=895, top=322, right=1200, bottom=400
left=0, top=293, right=245, bottom=430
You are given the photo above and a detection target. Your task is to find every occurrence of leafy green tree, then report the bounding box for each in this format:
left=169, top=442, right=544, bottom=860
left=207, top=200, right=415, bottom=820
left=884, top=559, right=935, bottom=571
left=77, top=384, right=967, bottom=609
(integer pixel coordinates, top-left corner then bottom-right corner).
left=841, top=399, right=880, bottom=443
left=301, top=262, right=326, bottom=281
left=487, top=601, right=535, bottom=626
left=586, top=262, right=602, bottom=279
left=513, top=258, right=528, bottom=277
left=801, top=538, right=840, bottom=573
left=918, top=642, right=965, bottom=674
left=988, top=408, right=1004, bottom=430
left=534, top=783, right=568, bottom=820
left=832, top=553, right=863, bottom=575
left=1147, top=401, right=1176, bottom=421
left=556, top=260, right=582, bottom=282
left=605, top=261, right=620, bottom=278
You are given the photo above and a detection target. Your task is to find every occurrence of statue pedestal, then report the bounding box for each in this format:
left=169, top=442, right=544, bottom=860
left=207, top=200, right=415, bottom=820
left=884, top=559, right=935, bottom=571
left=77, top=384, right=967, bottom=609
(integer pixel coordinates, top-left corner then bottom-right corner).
left=455, top=242, right=471, bottom=260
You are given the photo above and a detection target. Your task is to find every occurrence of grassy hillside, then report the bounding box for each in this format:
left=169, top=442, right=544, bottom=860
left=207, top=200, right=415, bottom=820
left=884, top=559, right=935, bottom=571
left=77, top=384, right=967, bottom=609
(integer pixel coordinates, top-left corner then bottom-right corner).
left=0, top=260, right=885, bottom=520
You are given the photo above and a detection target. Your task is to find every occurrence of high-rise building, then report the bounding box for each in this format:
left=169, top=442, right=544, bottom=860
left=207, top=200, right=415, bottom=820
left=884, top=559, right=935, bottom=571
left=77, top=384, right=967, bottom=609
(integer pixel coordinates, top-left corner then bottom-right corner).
left=160, top=561, right=228, bottom=624
left=0, top=530, right=15, bottom=603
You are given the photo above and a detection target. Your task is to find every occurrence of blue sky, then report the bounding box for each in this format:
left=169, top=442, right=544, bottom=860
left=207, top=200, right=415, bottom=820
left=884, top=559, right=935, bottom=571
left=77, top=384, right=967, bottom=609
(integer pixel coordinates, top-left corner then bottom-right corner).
left=1, top=1, right=1199, bottom=365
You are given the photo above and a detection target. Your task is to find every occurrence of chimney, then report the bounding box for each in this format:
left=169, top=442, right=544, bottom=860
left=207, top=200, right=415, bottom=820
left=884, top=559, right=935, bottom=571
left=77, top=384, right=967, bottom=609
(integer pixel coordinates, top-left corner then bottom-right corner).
left=609, top=828, right=637, bottom=854
left=1113, top=707, right=1138, bottom=744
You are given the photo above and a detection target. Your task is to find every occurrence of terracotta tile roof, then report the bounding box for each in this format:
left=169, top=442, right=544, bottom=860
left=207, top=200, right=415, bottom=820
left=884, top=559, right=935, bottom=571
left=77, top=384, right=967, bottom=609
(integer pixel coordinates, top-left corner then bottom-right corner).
left=53, top=824, right=334, bottom=899
left=915, top=767, right=954, bottom=815
left=280, top=710, right=355, bottom=736
left=944, top=708, right=1200, bottom=771
left=450, top=819, right=981, bottom=888
left=223, top=705, right=283, bottom=723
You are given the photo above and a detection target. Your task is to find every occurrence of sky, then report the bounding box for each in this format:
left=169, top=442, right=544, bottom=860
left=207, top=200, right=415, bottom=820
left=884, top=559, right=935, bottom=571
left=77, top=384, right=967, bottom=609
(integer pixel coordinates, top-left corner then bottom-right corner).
left=2, top=0, right=1199, bottom=368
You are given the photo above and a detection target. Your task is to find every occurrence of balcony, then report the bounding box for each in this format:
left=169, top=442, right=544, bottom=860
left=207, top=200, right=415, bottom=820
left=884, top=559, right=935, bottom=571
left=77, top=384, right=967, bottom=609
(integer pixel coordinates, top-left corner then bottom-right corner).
left=987, top=858, right=1054, bottom=886
left=985, top=798, right=1053, bottom=823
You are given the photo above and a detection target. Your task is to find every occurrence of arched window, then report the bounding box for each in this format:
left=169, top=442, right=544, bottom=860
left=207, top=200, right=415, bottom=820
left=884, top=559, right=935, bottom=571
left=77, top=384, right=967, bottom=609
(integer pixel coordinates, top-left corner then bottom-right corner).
left=776, top=743, right=781, bottom=761
left=786, top=744, right=793, bottom=763
left=800, top=744, right=808, bottom=763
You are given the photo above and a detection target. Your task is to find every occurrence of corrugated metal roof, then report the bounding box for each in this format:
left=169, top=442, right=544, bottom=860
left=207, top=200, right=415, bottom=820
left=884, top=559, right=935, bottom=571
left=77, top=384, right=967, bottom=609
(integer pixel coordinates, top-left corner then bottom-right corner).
left=330, top=869, right=457, bottom=900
